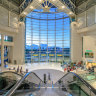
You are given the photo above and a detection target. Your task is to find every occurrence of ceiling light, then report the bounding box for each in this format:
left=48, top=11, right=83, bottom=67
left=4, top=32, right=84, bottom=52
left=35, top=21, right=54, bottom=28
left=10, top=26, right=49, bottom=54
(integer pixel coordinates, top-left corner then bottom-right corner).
left=42, top=0, right=51, bottom=12
left=69, top=12, right=73, bottom=15
left=30, top=6, right=34, bottom=9
left=39, top=0, right=42, bottom=2
left=23, top=12, right=27, bottom=15
left=62, top=6, right=65, bottom=9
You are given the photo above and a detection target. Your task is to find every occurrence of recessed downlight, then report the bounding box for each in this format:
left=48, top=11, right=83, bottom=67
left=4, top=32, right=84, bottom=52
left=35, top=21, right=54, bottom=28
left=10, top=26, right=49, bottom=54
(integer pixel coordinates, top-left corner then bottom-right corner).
left=62, top=6, right=65, bottom=9
left=39, top=0, right=42, bottom=2
left=23, top=12, right=27, bottom=15
left=69, top=12, right=73, bottom=15
left=30, top=6, right=34, bottom=9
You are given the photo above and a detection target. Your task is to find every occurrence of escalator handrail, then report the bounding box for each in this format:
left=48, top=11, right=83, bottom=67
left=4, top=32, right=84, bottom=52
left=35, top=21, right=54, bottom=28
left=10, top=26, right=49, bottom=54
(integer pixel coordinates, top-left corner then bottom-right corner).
left=71, top=72, right=96, bottom=94
left=55, top=72, right=96, bottom=95
left=0, top=71, right=23, bottom=77
left=32, top=72, right=43, bottom=82
left=4, top=71, right=43, bottom=96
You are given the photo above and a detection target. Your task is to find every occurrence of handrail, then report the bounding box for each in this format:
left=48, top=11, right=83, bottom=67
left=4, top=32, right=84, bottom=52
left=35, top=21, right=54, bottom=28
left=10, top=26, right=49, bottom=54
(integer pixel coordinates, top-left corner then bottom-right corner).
left=4, top=71, right=43, bottom=96
left=32, top=72, right=43, bottom=82
left=0, top=71, right=23, bottom=77
left=55, top=72, right=96, bottom=95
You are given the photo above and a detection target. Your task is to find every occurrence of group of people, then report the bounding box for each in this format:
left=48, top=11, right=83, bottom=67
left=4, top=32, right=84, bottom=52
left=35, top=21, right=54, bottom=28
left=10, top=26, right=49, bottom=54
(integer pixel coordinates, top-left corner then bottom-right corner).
left=63, top=61, right=84, bottom=72
left=9, top=66, right=28, bottom=74
left=64, top=65, right=76, bottom=72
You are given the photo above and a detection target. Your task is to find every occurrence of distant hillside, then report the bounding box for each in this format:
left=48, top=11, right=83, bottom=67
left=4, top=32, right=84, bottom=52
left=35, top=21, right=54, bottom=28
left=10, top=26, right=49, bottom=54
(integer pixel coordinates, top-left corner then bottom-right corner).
left=26, top=44, right=70, bottom=50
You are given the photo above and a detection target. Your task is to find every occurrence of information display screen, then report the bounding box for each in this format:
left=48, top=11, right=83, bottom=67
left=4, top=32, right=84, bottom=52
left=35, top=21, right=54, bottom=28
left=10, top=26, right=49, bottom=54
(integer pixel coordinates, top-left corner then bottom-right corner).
left=85, top=52, right=94, bottom=58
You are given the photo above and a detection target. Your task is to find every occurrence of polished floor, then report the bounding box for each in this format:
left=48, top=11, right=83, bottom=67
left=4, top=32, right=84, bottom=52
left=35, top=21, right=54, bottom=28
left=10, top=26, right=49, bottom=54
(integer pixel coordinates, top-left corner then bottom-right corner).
left=14, top=88, right=71, bottom=96
left=32, top=88, right=70, bottom=96
left=4, top=62, right=63, bottom=72
left=13, top=82, right=71, bottom=96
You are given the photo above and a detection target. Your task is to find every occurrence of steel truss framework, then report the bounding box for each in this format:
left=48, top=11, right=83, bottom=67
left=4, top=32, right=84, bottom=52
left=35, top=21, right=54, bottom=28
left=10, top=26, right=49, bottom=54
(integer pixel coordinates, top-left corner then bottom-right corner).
left=0, top=0, right=96, bottom=15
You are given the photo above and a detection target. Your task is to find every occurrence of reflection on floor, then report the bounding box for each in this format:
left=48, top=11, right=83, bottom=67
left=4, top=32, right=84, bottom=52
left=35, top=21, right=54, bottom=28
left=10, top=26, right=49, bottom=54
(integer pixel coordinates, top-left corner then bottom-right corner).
left=33, top=88, right=70, bottom=96
left=14, top=88, right=71, bottom=96
left=14, top=78, right=71, bottom=96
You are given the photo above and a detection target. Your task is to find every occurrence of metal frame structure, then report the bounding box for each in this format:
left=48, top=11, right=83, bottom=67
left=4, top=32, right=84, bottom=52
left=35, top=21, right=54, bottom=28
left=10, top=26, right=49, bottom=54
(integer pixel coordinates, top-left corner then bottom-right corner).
left=1, top=0, right=96, bottom=15
left=76, top=0, right=96, bottom=14
left=0, top=0, right=19, bottom=14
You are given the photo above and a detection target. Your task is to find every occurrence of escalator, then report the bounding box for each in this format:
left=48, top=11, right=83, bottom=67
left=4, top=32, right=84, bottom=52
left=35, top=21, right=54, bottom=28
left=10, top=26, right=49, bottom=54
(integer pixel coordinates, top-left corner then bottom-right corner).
left=1, top=71, right=96, bottom=96
left=54, top=72, right=96, bottom=96
left=4, top=72, right=43, bottom=96
left=0, top=71, right=23, bottom=96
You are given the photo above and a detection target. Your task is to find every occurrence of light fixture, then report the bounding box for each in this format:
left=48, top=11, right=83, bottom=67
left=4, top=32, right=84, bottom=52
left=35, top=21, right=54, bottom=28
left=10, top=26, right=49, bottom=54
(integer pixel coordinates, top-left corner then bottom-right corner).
left=62, top=6, right=65, bottom=9
left=30, top=6, right=34, bottom=9
left=69, top=12, right=73, bottom=15
left=14, top=17, right=18, bottom=21
left=42, top=0, right=51, bottom=12
left=39, top=0, right=42, bottom=2
left=23, top=12, right=27, bottom=15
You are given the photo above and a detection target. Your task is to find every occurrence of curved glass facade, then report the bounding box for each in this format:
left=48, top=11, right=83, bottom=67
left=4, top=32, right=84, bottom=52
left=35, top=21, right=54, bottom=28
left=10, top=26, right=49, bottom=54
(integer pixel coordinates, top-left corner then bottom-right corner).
left=25, top=9, right=70, bottom=63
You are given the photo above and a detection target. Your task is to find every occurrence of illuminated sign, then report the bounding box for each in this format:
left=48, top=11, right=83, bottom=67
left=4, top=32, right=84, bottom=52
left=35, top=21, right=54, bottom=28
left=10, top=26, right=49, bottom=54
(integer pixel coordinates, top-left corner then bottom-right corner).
left=57, top=54, right=63, bottom=57
left=86, top=50, right=92, bottom=52
left=49, top=54, right=54, bottom=56
left=33, top=54, right=38, bottom=56
left=85, top=52, right=94, bottom=58
left=41, top=54, right=46, bottom=56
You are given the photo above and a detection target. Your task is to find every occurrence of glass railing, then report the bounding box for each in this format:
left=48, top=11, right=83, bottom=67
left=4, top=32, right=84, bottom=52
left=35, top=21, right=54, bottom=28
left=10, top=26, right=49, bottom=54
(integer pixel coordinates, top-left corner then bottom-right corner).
left=0, top=71, right=23, bottom=95
left=79, top=72, right=96, bottom=90
left=54, top=72, right=96, bottom=96
left=5, top=72, right=43, bottom=96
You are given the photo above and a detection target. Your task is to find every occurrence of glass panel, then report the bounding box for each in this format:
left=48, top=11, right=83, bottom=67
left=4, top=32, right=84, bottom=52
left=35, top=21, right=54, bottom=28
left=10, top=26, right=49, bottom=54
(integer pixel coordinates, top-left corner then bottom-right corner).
left=25, top=8, right=70, bottom=63
left=77, top=12, right=86, bottom=29
left=87, top=6, right=95, bottom=26
left=11, top=72, right=42, bottom=96
left=55, top=72, right=96, bottom=96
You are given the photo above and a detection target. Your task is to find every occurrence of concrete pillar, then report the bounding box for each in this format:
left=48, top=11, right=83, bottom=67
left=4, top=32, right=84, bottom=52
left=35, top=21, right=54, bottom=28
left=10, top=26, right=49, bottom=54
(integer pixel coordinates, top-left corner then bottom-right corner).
left=1, top=34, right=4, bottom=68
left=12, top=22, right=25, bottom=64
left=71, top=22, right=82, bottom=63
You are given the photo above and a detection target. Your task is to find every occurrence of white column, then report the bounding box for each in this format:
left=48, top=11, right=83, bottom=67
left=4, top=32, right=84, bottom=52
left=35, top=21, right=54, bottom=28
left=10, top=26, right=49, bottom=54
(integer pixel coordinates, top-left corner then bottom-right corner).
left=71, top=22, right=82, bottom=62
left=13, top=22, right=25, bottom=64
left=1, top=34, right=4, bottom=68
